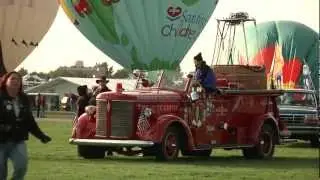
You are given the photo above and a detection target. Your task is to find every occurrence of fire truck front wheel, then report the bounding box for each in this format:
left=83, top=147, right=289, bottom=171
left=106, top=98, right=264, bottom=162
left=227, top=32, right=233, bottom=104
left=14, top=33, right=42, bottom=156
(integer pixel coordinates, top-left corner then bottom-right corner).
left=155, top=126, right=180, bottom=161
left=242, top=124, right=275, bottom=159
left=77, top=145, right=106, bottom=159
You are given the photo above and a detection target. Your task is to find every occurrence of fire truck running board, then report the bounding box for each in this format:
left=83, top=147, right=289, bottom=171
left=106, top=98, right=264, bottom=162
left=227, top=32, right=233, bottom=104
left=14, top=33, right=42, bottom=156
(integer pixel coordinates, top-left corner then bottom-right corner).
left=280, top=139, right=298, bottom=144
left=195, top=144, right=254, bottom=150
left=69, top=138, right=154, bottom=147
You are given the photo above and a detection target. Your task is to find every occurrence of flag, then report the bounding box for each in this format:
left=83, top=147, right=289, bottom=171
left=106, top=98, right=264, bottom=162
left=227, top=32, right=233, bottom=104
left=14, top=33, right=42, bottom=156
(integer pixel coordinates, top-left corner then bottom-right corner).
left=137, top=114, right=150, bottom=132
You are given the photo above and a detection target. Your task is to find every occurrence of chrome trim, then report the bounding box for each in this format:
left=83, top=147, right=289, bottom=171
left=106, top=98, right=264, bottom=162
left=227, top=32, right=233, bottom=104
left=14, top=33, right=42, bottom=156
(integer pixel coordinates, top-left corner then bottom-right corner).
left=288, top=131, right=319, bottom=135
left=280, top=113, right=318, bottom=116
left=96, top=100, right=107, bottom=137
left=279, top=108, right=317, bottom=112
left=288, top=126, right=320, bottom=129
left=279, top=89, right=316, bottom=93
left=69, top=138, right=154, bottom=147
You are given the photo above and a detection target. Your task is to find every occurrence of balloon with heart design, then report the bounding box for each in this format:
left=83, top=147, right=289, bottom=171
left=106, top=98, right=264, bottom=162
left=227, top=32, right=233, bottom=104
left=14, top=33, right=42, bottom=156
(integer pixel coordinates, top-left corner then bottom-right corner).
left=59, top=0, right=219, bottom=70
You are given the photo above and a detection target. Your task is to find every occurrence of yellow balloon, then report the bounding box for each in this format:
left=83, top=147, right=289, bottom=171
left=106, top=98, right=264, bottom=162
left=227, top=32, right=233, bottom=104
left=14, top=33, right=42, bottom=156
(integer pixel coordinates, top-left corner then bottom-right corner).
left=0, top=0, right=59, bottom=74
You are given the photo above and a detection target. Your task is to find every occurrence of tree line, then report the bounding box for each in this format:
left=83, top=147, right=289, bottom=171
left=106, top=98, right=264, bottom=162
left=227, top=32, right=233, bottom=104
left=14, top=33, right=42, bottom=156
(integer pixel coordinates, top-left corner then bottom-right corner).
left=18, top=62, right=130, bottom=80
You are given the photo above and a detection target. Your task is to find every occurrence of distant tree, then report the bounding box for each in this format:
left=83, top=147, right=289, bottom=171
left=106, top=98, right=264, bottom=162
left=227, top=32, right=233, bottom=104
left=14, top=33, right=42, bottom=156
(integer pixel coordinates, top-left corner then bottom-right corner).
left=113, top=69, right=130, bottom=78
left=173, top=66, right=184, bottom=79
left=94, top=62, right=114, bottom=78
left=30, top=71, right=50, bottom=80
left=37, top=62, right=116, bottom=78
left=48, top=67, right=74, bottom=78
left=17, top=68, right=28, bottom=76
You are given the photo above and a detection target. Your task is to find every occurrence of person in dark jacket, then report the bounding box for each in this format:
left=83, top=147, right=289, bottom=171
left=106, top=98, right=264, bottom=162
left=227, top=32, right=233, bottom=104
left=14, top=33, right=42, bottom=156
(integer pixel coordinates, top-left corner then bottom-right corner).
left=89, top=75, right=111, bottom=105
left=76, top=85, right=89, bottom=118
left=193, top=52, right=217, bottom=93
left=0, top=71, right=51, bottom=180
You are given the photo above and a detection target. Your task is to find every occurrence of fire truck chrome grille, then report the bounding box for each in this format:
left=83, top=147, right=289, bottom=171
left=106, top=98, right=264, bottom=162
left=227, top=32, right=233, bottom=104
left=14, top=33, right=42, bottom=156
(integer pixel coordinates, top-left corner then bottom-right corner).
left=111, top=101, right=134, bottom=137
left=96, top=100, right=107, bottom=137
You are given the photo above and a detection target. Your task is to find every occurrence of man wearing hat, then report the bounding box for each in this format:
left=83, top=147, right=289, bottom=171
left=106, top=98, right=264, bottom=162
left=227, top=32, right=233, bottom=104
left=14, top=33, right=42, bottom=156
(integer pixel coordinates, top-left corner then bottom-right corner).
left=193, top=52, right=217, bottom=93
left=89, top=75, right=111, bottom=105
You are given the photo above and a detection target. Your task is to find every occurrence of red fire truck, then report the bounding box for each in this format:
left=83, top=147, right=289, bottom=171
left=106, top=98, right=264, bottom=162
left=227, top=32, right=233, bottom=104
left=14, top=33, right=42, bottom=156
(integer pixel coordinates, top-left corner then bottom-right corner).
left=69, top=65, right=287, bottom=161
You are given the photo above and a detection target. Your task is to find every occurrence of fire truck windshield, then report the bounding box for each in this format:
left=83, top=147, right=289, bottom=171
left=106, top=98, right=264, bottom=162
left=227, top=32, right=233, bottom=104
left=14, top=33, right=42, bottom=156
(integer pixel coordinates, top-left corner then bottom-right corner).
left=136, top=70, right=187, bottom=90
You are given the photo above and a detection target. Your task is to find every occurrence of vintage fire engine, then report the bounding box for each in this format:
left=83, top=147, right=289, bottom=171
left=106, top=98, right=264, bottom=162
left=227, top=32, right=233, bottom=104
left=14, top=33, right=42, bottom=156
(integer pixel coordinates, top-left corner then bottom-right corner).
left=69, top=66, right=286, bottom=161
left=69, top=12, right=287, bottom=161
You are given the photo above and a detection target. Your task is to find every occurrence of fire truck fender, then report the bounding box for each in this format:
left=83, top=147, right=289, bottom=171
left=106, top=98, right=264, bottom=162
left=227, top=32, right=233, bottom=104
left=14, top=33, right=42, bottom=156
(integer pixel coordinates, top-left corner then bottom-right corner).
left=249, top=113, right=280, bottom=144
left=73, top=113, right=96, bottom=139
left=154, top=115, right=194, bottom=149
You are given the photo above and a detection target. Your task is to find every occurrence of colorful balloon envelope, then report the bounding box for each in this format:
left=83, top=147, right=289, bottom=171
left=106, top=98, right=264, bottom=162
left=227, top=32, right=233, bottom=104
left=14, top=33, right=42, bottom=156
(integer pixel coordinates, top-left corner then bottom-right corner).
left=59, top=0, right=219, bottom=70
left=0, top=0, right=59, bottom=75
left=236, top=20, right=319, bottom=90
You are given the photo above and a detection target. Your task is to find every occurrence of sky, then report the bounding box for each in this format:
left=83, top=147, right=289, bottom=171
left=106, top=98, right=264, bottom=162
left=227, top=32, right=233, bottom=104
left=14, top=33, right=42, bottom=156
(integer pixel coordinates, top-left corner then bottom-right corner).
left=17, top=0, right=319, bottom=73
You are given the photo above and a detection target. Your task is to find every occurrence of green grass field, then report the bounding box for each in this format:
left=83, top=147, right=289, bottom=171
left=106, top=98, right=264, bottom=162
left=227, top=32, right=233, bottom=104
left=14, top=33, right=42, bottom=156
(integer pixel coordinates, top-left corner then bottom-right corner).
left=7, top=119, right=319, bottom=180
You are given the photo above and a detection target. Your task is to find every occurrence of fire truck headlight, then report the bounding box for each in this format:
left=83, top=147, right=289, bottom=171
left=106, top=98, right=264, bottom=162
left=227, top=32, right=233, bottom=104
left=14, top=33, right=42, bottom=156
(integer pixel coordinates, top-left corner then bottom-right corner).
left=143, top=108, right=152, bottom=117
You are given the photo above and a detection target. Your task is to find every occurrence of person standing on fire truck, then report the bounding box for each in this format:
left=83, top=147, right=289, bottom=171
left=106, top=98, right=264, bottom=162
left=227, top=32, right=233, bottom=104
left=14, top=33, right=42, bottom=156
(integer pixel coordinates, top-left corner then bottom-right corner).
left=193, top=52, right=217, bottom=94
left=89, top=75, right=111, bottom=105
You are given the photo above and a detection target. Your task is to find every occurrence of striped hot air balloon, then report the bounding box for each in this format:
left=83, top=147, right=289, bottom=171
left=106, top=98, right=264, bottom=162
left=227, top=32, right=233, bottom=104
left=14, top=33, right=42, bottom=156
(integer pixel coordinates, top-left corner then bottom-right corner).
left=236, top=21, right=319, bottom=91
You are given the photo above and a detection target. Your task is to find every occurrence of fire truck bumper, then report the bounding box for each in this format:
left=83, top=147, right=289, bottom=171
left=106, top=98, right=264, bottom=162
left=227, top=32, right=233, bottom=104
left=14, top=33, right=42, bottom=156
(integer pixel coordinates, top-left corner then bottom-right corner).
left=69, top=138, right=155, bottom=147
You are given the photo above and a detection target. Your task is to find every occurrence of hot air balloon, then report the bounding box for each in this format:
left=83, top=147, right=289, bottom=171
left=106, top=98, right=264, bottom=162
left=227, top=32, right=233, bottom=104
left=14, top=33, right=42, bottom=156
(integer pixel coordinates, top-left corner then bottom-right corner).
left=59, top=0, right=219, bottom=70
left=0, top=0, right=59, bottom=75
left=234, top=20, right=319, bottom=91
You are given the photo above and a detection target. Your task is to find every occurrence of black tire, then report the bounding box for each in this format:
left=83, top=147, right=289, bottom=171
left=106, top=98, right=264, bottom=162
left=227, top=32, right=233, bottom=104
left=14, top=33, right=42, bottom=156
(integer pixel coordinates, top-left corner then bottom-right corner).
left=155, top=126, right=180, bottom=161
left=77, top=145, right=105, bottom=159
left=242, top=124, right=275, bottom=159
left=310, top=136, right=319, bottom=148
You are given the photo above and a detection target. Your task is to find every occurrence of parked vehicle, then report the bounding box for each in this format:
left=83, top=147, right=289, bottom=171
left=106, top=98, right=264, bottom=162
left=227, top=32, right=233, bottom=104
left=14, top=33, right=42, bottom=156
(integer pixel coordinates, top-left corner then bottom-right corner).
left=69, top=66, right=286, bottom=161
left=277, top=89, right=319, bottom=147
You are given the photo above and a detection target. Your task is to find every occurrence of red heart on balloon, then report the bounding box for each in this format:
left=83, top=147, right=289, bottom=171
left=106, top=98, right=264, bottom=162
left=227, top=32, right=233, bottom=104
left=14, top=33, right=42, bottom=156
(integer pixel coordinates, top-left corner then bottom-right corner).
left=74, top=0, right=91, bottom=16
left=167, top=6, right=182, bottom=18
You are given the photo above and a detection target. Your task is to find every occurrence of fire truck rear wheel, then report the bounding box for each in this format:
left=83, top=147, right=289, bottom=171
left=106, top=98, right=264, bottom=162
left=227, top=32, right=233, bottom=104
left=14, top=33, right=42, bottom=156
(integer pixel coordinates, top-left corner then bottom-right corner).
left=242, top=124, right=275, bottom=159
left=77, top=145, right=106, bottom=159
left=155, top=126, right=180, bottom=161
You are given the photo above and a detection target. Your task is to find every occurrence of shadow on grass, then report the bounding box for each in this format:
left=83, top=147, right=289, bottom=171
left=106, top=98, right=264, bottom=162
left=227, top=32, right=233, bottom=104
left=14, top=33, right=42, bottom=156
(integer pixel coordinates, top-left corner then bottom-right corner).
left=107, top=156, right=318, bottom=169
left=283, top=142, right=316, bottom=149
left=31, top=154, right=318, bottom=170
